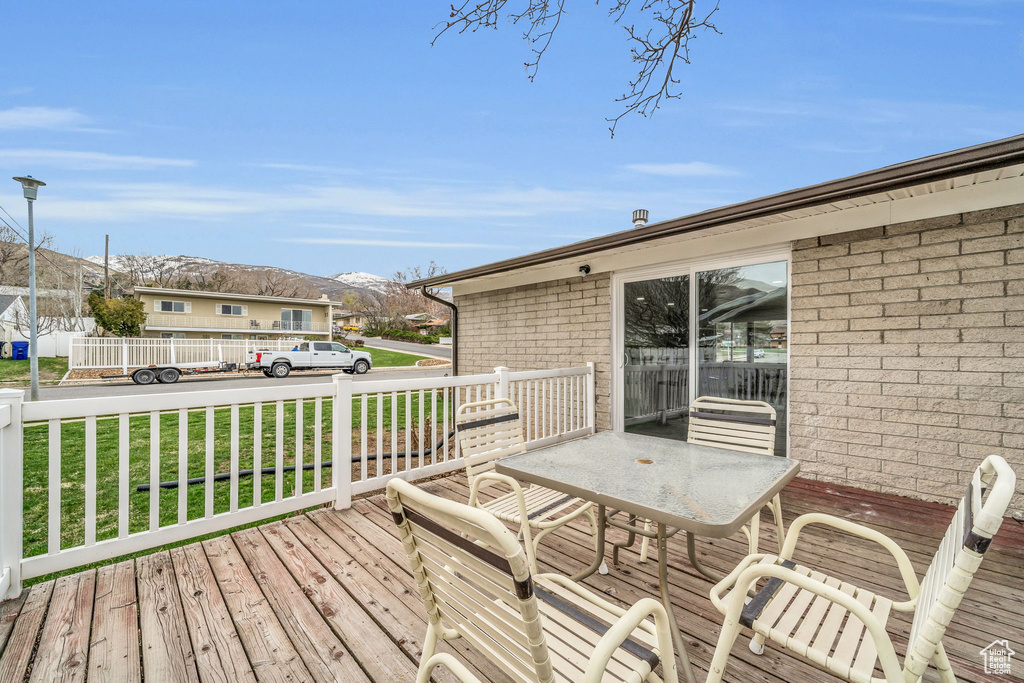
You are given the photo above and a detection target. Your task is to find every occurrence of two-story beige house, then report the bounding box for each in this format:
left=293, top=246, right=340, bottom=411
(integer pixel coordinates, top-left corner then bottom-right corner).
left=134, top=287, right=333, bottom=340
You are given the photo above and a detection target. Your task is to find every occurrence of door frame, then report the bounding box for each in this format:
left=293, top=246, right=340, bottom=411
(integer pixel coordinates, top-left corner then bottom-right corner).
left=610, top=244, right=793, bottom=454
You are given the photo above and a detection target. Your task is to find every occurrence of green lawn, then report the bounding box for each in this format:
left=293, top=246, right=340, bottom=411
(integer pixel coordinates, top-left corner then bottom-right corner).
left=0, top=356, right=68, bottom=385
left=22, top=390, right=452, bottom=583
left=359, top=345, right=431, bottom=367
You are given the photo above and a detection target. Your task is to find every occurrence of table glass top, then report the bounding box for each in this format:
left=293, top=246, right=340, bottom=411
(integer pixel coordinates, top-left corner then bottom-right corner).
left=495, top=431, right=799, bottom=535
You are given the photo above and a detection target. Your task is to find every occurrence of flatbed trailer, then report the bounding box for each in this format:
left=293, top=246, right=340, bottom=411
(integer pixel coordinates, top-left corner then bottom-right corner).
left=102, top=361, right=241, bottom=385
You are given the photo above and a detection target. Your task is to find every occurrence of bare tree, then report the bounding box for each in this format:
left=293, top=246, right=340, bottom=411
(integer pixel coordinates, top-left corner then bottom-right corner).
left=0, top=224, right=54, bottom=286
left=117, top=253, right=185, bottom=288
left=434, top=0, right=721, bottom=135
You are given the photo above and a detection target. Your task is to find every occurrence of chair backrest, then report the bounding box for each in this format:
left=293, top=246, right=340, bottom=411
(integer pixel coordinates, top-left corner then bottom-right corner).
left=686, top=396, right=777, bottom=456
left=386, top=478, right=553, bottom=683
left=904, top=455, right=1016, bottom=680
left=456, top=399, right=527, bottom=489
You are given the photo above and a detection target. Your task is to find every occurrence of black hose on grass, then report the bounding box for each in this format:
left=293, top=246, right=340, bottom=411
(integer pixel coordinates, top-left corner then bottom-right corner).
left=135, top=430, right=457, bottom=492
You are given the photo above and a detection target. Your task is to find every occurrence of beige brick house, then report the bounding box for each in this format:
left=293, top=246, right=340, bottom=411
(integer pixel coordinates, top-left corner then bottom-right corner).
left=412, top=135, right=1024, bottom=517
left=133, top=287, right=333, bottom=340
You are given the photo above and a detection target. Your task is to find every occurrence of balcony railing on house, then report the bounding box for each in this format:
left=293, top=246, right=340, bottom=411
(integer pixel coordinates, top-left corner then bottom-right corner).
left=69, top=337, right=308, bottom=371
left=0, top=364, right=595, bottom=600
left=145, top=314, right=331, bottom=333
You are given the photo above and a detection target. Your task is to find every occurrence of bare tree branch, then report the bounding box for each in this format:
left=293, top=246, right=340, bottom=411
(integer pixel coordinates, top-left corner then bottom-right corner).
left=434, top=0, right=721, bottom=135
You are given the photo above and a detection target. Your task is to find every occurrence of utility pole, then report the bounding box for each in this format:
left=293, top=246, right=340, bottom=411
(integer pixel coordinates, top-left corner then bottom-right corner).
left=104, top=234, right=111, bottom=299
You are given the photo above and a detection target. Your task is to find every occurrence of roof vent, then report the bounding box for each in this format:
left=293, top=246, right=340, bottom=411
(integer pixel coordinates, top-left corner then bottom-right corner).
left=632, top=209, right=649, bottom=228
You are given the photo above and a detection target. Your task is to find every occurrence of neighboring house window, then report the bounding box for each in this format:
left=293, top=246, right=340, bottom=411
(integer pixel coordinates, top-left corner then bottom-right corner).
left=221, top=334, right=243, bottom=340
left=160, top=332, right=186, bottom=339
left=157, top=300, right=189, bottom=313
left=217, top=304, right=246, bottom=316
left=281, top=308, right=312, bottom=331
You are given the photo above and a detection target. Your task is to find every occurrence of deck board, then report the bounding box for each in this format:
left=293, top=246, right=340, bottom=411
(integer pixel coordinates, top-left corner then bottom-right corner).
left=0, top=474, right=1021, bottom=682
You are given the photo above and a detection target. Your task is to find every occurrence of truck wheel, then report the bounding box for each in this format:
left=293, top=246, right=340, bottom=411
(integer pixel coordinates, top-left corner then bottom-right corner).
left=353, top=360, right=370, bottom=375
left=271, top=362, right=291, bottom=378
left=158, top=368, right=180, bottom=384
left=132, top=368, right=156, bottom=385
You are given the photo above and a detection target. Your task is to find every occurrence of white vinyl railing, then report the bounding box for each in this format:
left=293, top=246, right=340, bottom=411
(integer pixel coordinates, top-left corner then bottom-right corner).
left=0, top=364, right=595, bottom=599
left=69, top=336, right=309, bottom=371
left=146, top=315, right=331, bottom=333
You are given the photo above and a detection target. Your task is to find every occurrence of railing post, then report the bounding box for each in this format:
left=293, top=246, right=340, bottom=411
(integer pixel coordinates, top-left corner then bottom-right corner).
left=332, top=373, right=353, bottom=510
left=494, top=366, right=509, bottom=400
left=121, top=337, right=128, bottom=374
left=0, top=389, right=24, bottom=600
left=586, top=362, right=596, bottom=433
left=67, top=337, right=74, bottom=372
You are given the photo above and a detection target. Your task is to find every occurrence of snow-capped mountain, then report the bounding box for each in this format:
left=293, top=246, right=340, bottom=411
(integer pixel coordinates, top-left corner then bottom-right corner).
left=85, top=254, right=393, bottom=301
left=329, top=271, right=391, bottom=292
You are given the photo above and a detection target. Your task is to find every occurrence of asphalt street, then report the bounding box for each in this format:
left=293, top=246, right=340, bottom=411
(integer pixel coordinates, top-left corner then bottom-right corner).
left=37, top=366, right=450, bottom=401
left=350, top=336, right=451, bottom=359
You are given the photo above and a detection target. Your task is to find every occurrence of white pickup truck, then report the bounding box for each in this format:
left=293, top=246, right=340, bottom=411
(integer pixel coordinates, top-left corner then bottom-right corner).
left=246, top=341, right=372, bottom=378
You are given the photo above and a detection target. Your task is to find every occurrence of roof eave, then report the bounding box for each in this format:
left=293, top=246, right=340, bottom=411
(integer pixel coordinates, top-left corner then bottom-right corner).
left=407, top=133, right=1024, bottom=290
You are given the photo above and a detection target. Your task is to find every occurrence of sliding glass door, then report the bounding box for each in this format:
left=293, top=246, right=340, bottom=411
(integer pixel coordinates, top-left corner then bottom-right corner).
left=618, top=255, right=789, bottom=455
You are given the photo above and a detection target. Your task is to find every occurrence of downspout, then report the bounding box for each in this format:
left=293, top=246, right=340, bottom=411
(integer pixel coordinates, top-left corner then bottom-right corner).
left=421, top=286, right=458, bottom=376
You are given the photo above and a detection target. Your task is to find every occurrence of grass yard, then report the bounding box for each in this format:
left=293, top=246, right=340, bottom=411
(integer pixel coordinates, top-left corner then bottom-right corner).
left=0, top=356, right=68, bottom=385
left=22, top=390, right=455, bottom=582
left=359, top=345, right=433, bottom=367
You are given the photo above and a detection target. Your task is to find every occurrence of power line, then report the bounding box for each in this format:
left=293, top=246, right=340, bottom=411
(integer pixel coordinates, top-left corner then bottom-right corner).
left=0, top=203, right=92, bottom=285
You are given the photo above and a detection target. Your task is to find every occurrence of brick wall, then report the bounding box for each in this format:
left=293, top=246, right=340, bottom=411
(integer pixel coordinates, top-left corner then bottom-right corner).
left=790, top=203, right=1024, bottom=518
left=454, top=273, right=612, bottom=430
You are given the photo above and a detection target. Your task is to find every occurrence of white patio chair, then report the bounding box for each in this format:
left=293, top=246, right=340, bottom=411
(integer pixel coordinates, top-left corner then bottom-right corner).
left=635, top=396, right=784, bottom=563
left=416, top=653, right=482, bottom=683
left=456, top=398, right=604, bottom=574
left=387, top=478, right=680, bottom=683
left=706, top=455, right=1017, bottom=683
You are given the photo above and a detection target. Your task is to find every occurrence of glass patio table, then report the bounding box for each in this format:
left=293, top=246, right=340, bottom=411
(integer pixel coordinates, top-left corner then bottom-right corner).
left=495, top=430, right=800, bottom=683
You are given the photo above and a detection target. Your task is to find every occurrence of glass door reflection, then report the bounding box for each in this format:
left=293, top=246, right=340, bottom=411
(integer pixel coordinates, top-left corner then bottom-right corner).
left=623, top=275, right=691, bottom=441
left=696, top=261, right=788, bottom=455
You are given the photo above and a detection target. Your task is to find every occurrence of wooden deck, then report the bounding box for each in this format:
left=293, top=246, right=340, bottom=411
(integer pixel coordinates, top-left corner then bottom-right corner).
left=1, top=474, right=1021, bottom=682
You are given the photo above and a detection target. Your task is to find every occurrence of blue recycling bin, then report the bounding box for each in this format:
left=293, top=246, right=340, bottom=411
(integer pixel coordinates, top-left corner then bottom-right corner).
left=10, top=341, right=28, bottom=360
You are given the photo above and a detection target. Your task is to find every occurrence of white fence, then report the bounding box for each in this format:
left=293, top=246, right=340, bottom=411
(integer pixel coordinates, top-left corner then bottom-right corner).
left=69, top=336, right=305, bottom=371
left=0, top=364, right=595, bottom=599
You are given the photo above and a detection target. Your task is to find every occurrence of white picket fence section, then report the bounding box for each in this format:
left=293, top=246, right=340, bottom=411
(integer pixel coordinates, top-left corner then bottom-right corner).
left=0, top=364, right=595, bottom=598
left=69, top=336, right=304, bottom=371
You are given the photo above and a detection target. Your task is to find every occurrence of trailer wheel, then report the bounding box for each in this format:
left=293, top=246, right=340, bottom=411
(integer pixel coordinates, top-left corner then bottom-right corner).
left=262, top=368, right=274, bottom=377
left=271, top=362, right=291, bottom=378
left=132, top=368, right=156, bottom=385
left=353, top=360, right=370, bottom=375
left=158, top=368, right=180, bottom=384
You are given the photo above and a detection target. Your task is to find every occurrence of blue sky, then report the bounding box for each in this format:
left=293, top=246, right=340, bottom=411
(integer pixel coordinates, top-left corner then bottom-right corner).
left=1, top=1, right=1021, bottom=279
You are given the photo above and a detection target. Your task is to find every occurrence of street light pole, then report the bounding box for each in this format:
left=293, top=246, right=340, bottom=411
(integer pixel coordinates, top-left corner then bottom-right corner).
left=12, top=176, right=45, bottom=402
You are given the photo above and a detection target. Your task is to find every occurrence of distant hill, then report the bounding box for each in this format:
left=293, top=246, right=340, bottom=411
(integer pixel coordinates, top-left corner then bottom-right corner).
left=83, top=254, right=393, bottom=302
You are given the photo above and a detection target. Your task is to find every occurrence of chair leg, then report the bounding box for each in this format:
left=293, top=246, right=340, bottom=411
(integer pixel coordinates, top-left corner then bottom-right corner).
left=768, top=494, right=784, bottom=556
left=584, top=506, right=609, bottom=575
left=639, top=520, right=652, bottom=563
left=417, top=623, right=439, bottom=679
left=520, top=523, right=540, bottom=574
left=932, top=642, right=956, bottom=683
left=705, top=614, right=744, bottom=683
left=749, top=632, right=766, bottom=655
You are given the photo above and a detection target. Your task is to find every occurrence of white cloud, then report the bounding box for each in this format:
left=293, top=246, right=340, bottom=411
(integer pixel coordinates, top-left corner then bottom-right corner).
left=892, top=13, right=1003, bottom=25
left=253, top=162, right=359, bottom=174
left=0, top=106, right=93, bottom=131
left=0, top=149, right=195, bottom=170
left=280, top=237, right=516, bottom=249
left=625, top=162, right=739, bottom=177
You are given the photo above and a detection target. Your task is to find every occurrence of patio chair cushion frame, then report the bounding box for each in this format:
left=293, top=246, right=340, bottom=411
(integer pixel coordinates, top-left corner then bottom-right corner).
left=387, top=477, right=680, bottom=683
left=456, top=398, right=602, bottom=574
left=705, top=454, right=1017, bottom=683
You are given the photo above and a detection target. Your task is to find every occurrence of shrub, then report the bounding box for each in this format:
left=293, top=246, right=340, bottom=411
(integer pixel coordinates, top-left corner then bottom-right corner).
left=381, top=329, right=439, bottom=344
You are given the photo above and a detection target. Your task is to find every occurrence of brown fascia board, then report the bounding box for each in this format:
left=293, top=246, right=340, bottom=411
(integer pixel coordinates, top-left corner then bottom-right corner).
left=408, top=133, right=1024, bottom=289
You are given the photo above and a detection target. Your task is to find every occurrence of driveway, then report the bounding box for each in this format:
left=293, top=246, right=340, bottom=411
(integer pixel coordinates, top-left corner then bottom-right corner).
left=35, top=366, right=450, bottom=401
left=350, top=336, right=451, bottom=359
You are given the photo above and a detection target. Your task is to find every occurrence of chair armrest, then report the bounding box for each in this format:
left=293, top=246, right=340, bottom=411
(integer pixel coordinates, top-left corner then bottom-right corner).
left=583, top=598, right=677, bottom=683
left=780, top=513, right=919, bottom=609
left=416, top=653, right=481, bottom=683
left=468, top=471, right=524, bottom=507
left=718, top=563, right=904, bottom=682
left=708, top=554, right=772, bottom=614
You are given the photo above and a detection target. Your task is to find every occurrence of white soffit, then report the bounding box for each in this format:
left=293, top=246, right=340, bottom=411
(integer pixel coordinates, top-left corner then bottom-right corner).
left=452, top=165, right=1024, bottom=296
